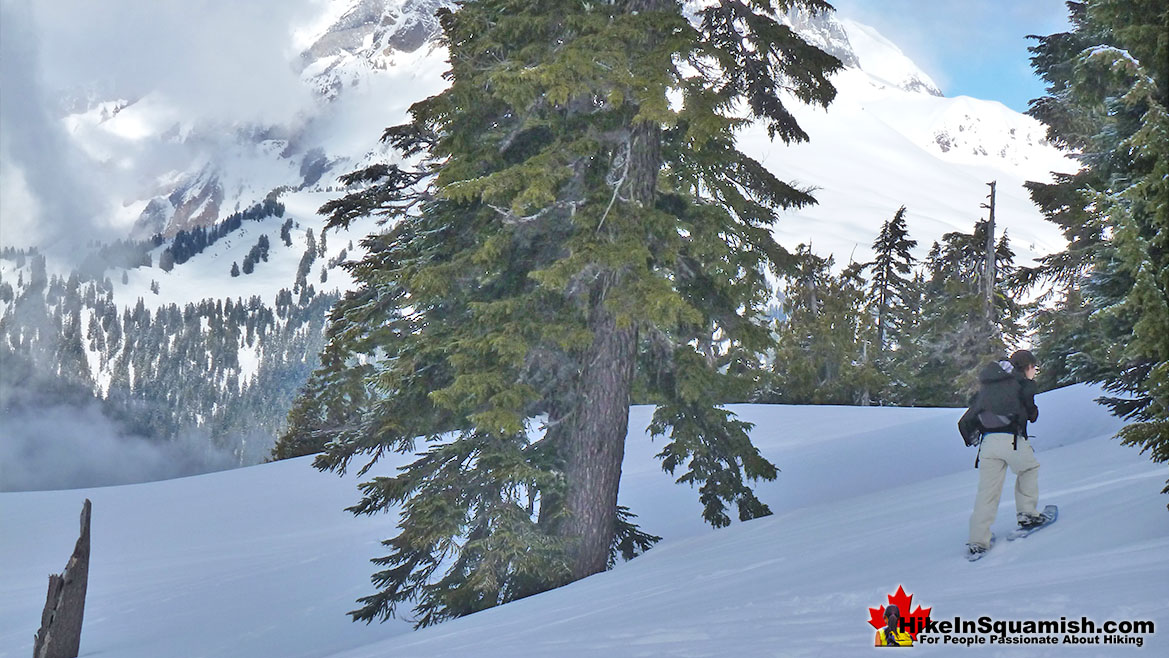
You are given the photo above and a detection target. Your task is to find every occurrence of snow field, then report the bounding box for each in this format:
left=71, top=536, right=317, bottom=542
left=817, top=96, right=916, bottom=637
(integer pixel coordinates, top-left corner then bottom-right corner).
left=2, top=383, right=1165, bottom=657
left=110, top=190, right=369, bottom=313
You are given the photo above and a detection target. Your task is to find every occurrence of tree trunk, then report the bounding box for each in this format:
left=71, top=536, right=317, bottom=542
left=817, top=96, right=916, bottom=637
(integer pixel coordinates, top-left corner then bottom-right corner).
left=34, top=499, right=91, bottom=658
left=557, top=114, right=659, bottom=582
left=860, top=340, right=871, bottom=406
left=983, top=180, right=996, bottom=325
left=553, top=0, right=666, bottom=584
left=559, top=293, right=638, bottom=580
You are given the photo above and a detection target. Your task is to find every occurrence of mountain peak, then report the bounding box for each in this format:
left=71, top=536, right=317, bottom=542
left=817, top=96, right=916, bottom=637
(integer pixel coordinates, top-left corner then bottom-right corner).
left=837, top=18, right=942, bottom=97
left=302, top=0, right=445, bottom=63
left=780, top=7, right=942, bottom=97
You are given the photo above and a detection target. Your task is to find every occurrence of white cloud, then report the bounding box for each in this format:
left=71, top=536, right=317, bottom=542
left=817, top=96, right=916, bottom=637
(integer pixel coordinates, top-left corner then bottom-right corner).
left=0, top=402, right=237, bottom=491
left=0, top=0, right=106, bottom=250
left=0, top=0, right=326, bottom=253
left=28, top=0, right=321, bottom=126
left=0, top=158, right=41, bottom=249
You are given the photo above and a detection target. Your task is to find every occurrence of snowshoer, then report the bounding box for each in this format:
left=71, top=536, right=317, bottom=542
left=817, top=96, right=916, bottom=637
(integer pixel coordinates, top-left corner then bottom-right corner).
left=874, top=605, right=913, bottom=646
left=965, top=350, right=1044, bottom=558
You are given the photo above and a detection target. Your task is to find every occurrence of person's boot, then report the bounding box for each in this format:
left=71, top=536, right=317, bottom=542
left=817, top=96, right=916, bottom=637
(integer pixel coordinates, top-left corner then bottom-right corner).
left=1017, top=512, right=1046, bottom=528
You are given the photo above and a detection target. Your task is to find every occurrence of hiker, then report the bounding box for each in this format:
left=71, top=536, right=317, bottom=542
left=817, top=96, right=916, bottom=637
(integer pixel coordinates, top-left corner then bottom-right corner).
left=965, top=349, right=1043, bottom=557
left=874, top=605, right=913, bottom=646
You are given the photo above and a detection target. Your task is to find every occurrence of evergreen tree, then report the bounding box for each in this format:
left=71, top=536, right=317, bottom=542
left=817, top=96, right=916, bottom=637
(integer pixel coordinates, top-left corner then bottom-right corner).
left=862, top=206, right=917, bottom=405
left=865, top=206, right=917, bottom=356
left=1025, top=0, right=1169, bottom=504
left=910, top=222, right=1023, bottom=405
left=231, top=262, right=240, bottom=278
left=280, top=0, right=841, bottom=626
left=764, top=248, right=882, bottom=404
left=281, top=218, right=294, bottom=247
left=294, top=230, right=317, bottom=292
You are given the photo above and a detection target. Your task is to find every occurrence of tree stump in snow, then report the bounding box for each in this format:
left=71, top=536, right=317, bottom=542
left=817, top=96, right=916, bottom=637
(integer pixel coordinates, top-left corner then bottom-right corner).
left=33, top=499, right=91, bottom=658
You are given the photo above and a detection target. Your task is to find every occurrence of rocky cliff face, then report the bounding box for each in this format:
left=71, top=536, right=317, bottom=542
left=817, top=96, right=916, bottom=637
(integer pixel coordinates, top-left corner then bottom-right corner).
left=300, top=0, right=446, bottom=100
left=304, top=0, right=444, bottom=60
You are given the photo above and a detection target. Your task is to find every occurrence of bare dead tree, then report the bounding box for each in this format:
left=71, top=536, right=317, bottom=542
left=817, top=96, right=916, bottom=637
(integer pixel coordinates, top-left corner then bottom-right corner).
left=33, top=499, right=91, bottom=658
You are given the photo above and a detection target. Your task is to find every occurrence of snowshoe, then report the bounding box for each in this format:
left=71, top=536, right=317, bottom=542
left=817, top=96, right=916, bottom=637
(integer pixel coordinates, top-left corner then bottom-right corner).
left=1007, top=504, right=1057, bottom=541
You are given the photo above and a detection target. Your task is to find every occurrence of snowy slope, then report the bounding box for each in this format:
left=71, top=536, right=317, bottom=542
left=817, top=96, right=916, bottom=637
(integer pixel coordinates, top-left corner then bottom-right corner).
left=747, top=68, right=1070, bottom=268
left=2, top=384, right=1165, bottom=657
left=109, top=190, right=375, bottom=312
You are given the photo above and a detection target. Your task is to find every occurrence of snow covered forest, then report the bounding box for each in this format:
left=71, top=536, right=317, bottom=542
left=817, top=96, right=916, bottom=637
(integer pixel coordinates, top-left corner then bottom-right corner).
left=1, top=0, right=1166, bottom=655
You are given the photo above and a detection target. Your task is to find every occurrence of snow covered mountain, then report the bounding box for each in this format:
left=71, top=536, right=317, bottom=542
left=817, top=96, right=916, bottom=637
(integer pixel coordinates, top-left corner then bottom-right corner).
left=2, top=0, right=1075, bottom=334
left=3, top=384, right=1165, bottom=657
left=8, top=0, right=1072, bottom=264
left=0, top=1, right=1078, bottom=482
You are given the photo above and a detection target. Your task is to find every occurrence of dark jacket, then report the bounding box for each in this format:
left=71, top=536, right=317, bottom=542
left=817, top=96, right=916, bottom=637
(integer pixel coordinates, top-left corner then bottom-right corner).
left=958, top=361, right=1039, bottom=444
left=1015, top=371, right=1039, bottom=436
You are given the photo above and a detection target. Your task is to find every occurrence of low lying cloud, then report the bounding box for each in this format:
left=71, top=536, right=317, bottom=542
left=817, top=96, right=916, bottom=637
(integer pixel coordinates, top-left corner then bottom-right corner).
left=0, top=402, right=239, bottom=492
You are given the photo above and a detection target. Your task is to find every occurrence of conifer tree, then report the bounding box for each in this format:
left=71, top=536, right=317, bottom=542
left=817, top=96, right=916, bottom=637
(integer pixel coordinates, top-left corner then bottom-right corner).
left=911, top=222, right=1022, bottom=405
left=280, top=0, right=841, bottom=625
left=1024, top=0, right=1169, bottom=504
left=865, top=206, right=916, bottom=356
left=862, top=206, right=916, bottom=405
left=765, top=248, right=882, bottom=404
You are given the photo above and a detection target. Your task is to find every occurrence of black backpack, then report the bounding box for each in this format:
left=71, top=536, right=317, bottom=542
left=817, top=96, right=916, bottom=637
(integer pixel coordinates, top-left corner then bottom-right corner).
left=958, top=361, right=1025, bottom=448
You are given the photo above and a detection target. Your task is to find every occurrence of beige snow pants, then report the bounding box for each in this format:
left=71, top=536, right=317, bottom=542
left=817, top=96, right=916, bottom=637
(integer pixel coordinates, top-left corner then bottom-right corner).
left=968, top=433, right=1040, bottom=549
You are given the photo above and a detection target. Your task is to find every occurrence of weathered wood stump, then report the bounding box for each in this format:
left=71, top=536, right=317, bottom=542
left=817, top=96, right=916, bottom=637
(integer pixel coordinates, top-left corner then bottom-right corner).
left=33, top=499, right=91, bottom=658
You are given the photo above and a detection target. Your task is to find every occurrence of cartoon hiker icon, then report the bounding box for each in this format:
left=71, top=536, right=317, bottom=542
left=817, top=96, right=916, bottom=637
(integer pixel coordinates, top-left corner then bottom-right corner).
left=875, top=605, right=913, bottom=647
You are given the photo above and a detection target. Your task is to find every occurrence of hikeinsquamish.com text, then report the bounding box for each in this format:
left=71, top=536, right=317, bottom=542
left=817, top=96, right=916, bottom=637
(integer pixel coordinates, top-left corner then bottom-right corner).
left=907, top=615, right=1155, bottom=648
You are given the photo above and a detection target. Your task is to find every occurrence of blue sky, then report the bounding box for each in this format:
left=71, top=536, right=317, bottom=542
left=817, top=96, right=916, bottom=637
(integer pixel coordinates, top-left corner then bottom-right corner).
left=830, top=0, right=1072, bottom=112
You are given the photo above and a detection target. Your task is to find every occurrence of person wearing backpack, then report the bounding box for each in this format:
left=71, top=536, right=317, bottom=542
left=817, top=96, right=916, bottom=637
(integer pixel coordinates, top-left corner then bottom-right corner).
left=874, top=605, right=913, bottom=646
left=965, top=349, right=1043, bottom=558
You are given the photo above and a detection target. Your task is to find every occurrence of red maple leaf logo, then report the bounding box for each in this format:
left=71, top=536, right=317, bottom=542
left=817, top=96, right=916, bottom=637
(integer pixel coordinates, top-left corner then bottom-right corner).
left=868, top=585, right=932, bottom=640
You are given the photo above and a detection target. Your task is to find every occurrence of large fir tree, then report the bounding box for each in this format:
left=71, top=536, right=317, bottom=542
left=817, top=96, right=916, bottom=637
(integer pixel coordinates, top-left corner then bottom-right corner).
left=278, top=0, right=841, bottom=625
left=1024, top=0, right=1169, bottom=503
